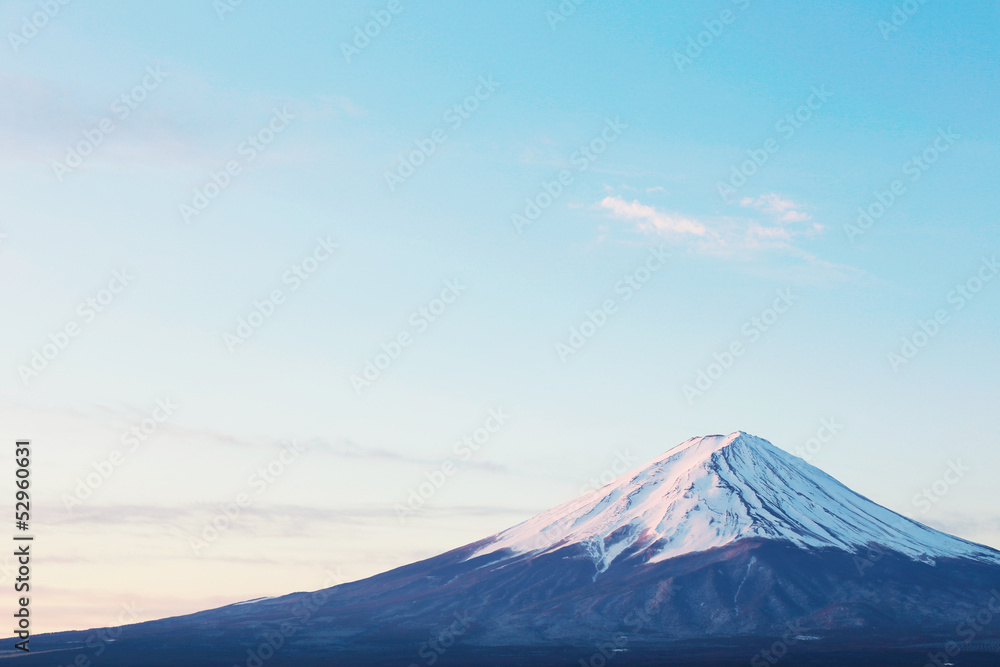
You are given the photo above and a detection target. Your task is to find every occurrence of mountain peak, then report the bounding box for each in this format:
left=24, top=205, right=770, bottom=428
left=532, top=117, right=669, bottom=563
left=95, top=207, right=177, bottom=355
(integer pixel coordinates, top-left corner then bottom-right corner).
left=472, top=431, right=1000, bottom=571
left=653, top=430, right=764, bottom=462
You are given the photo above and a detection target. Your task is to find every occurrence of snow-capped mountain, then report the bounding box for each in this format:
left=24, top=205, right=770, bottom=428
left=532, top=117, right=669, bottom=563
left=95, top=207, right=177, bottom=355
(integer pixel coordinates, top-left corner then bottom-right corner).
left=17, top=431, right=1000, bottom=666
left=475, top=431, right=1000, bottom=568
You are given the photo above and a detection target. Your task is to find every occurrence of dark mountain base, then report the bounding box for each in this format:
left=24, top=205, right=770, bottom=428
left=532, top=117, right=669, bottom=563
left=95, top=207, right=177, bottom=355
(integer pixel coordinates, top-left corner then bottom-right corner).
left=6, top=636, right=1000, bottom=667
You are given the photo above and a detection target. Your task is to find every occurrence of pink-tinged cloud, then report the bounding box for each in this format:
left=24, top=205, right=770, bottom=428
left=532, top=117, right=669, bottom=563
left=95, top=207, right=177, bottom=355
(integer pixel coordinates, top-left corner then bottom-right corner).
left=739, top=193, right=812, bottom=222
left=595, top=190, right=835, bottom=268
left=598, top=196, right=706, bottom=236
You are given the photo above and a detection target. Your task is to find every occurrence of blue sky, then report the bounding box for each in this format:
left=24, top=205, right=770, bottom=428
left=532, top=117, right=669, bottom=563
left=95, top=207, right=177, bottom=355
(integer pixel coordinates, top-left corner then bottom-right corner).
left=1, top=0, right=998, bottom=633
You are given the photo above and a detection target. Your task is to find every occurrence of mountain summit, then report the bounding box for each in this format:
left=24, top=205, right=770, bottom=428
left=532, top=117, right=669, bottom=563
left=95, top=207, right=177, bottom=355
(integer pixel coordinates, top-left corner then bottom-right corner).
left=18, top=431, right=1000, bottom=666
left=475, top=431, right=999, bottom=568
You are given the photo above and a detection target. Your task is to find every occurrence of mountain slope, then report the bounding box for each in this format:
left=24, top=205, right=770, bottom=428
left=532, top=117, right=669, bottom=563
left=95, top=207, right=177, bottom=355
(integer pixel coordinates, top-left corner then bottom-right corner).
left=14, top=431, right=1000, bottom=666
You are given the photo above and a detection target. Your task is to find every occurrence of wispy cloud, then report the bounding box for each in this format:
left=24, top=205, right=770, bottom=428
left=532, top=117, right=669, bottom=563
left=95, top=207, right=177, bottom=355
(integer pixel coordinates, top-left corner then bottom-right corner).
left=41, top=502, right=536, bottom=533
left=594, top=189, right=861, bottom=279
left=597, top=191, right=824, bottom=254
left=739, top=193, right=813, bottom=223
left=597, top=195, right=707, bottom=236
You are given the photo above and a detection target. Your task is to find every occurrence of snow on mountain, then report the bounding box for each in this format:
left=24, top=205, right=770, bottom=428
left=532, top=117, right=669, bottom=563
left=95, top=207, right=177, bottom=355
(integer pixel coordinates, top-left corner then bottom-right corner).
left=472, top=431, right=1000, bottom=571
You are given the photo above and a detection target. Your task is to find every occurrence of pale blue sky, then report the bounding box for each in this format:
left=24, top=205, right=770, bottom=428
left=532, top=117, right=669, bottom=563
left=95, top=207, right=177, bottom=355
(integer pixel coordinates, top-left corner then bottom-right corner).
left=1, top=0, right=998, bottom=632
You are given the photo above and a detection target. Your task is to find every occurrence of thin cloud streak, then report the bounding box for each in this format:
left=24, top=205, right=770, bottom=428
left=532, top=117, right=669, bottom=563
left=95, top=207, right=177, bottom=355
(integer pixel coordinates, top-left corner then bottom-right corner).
left=597, top=195, right=707, bottom=236
left=596, top=191, right=832, bottom=261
